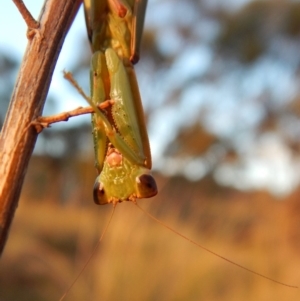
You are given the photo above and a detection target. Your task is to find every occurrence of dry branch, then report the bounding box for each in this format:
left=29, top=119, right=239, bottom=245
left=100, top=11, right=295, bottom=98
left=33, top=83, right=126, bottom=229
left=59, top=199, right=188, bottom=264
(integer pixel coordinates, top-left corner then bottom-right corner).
left=0, top=0, right=82, bottom=254
left=12, top=0, right=40, bottom=30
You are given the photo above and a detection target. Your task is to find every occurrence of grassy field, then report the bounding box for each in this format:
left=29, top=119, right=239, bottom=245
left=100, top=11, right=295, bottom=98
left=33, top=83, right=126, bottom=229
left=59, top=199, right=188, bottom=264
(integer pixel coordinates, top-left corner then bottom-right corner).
left=0, top=156, right=300, bottom=301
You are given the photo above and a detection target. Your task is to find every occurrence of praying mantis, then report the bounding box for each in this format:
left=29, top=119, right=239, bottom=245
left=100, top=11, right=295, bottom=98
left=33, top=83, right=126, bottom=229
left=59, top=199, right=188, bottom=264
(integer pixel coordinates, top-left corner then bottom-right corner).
left=82, top=0, right=157, bottom=204
left=6, top=3, right=297, bottom=299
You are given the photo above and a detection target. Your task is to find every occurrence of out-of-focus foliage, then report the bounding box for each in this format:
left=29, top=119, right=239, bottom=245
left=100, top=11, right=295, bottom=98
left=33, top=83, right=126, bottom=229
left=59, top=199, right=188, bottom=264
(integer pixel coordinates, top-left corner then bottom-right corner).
left=136, top=0, right=300, bottom=193
left=2, top=0, right=300, bottom=193
left=216, top=0, right=300, bottom=63
left=35, top=124, right=92, bottom=159
left=166, top=123, right=218, bottom=157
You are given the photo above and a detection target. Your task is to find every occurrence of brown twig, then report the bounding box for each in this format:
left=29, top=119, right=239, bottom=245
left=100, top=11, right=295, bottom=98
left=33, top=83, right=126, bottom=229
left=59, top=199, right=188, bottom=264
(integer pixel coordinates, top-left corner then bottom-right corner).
left=0, top=0, right=82, bottom=255
left=12, top=0, right=39, bottom=30
left=32, top=101, right=114, bottom=133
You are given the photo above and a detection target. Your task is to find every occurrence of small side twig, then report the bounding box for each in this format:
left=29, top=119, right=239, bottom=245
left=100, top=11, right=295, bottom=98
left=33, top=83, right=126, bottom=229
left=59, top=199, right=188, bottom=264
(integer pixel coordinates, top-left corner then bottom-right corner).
left=32, top=101, right=114, bottom=133
left=12, top=0, right=39, bottom=30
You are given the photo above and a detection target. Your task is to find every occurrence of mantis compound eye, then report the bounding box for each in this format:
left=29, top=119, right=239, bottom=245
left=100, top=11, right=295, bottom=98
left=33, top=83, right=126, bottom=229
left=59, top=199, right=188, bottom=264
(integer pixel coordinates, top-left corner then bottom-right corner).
left=93, top=178, right=108, bottom=205
left=136, top=174, right=158, bottom=198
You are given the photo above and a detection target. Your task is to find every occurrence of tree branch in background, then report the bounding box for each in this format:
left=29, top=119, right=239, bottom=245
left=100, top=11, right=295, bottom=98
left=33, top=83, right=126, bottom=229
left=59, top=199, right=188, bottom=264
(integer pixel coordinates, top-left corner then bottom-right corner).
left=0, top=0, right=82, bottom=255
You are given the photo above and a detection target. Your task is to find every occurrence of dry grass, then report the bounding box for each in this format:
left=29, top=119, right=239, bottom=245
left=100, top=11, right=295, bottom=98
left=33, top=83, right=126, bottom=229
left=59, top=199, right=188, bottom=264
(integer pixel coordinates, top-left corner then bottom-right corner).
left=0, top=157, right=300, bottom=301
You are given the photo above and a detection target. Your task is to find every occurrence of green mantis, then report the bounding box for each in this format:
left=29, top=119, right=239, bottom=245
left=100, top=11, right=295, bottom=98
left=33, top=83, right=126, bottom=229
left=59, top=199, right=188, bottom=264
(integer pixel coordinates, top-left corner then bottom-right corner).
left=83, top=0, right=157, bottom=204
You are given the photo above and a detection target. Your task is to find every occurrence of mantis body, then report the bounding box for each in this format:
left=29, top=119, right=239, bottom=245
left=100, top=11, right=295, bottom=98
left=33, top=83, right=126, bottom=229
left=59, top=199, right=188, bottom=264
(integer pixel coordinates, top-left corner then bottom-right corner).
left=83, top=0, right=157, bottom=204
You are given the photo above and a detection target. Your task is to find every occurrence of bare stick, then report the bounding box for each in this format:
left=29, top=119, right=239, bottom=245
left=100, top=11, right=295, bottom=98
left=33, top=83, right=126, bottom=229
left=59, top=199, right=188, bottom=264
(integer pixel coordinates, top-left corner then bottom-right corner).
left=0, top=0, right=82, bottom=255
left=32, top=101, right=114, bottom=133
left=12, top=0, right=39, bottom=29
left=29, top=69, right=114, bottom=133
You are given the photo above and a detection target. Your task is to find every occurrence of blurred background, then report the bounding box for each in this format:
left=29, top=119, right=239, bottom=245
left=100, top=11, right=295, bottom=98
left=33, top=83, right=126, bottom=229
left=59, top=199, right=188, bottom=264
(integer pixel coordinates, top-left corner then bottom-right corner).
left=1, top=0, right=300, bottom=300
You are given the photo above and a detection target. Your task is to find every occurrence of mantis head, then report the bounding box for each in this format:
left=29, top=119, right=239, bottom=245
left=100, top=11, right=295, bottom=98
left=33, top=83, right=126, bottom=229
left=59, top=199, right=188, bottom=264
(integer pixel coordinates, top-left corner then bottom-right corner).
left=93, top=148, right=157, bottom=205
